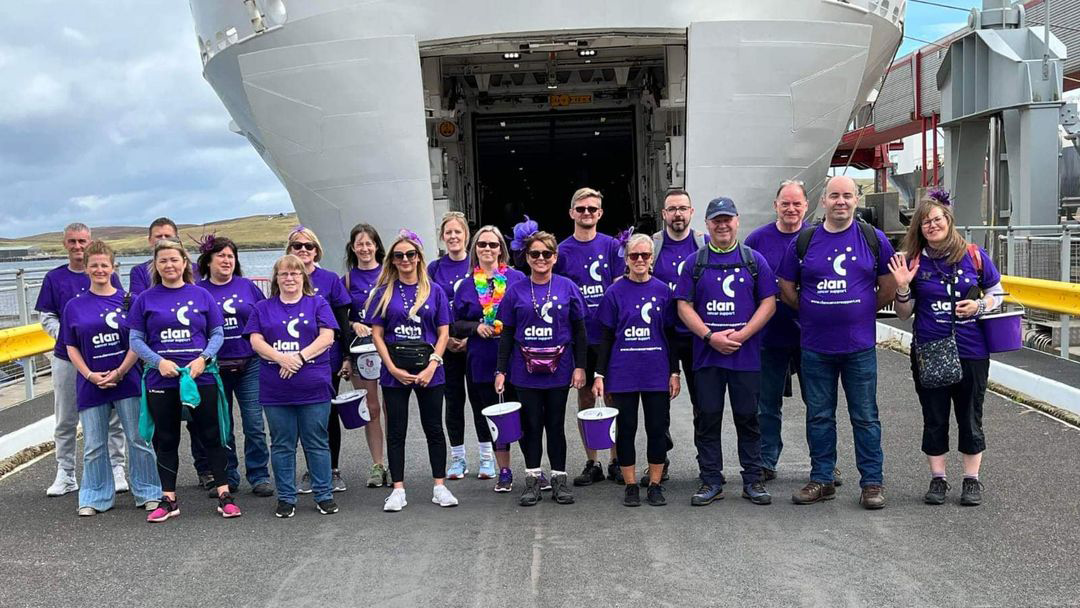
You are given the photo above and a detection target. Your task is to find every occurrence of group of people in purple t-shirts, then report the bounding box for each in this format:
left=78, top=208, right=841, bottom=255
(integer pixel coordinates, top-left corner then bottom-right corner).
left=39, top=175, right=1004, bottom=520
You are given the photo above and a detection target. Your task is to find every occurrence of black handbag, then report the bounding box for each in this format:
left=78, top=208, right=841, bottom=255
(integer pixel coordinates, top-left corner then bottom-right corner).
left=387, top=340, right=434, bottom=373
left=914, top=261, right=963, bottom=389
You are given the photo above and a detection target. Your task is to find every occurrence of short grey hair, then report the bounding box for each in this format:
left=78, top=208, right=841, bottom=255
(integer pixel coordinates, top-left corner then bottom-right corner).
left=775, top=179, right=807, bottom=200
left=625, top=233, right=654, bottom=253
left=64, top=222, right=90, bottom=235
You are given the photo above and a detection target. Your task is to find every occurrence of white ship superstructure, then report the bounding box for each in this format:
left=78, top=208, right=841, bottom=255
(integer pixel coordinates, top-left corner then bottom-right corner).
left=189, top=0, right=904, bottom=266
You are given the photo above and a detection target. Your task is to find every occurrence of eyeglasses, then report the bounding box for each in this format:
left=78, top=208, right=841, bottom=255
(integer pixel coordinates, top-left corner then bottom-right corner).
left=277, top=271, right=304, bottom=278
left=391, top=250, right=419, bottom=261
left=921, top=215, right=947, bottom=228
left=475, top=241, right=500, bottom=249
left=627, top=252, right=652, bottom=262
left=290, top=242, right=317, bottom=251
left=574, top=205, right=600, bottom=215
left=527, top=250, right=555, bottom=260
left=664, top=206, right=691, bottom=214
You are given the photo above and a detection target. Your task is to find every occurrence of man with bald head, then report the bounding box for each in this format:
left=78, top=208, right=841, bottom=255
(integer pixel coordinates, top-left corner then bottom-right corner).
left=776, top=176, right=896, bottom=509
left=36, top=222, right=127, bottom=496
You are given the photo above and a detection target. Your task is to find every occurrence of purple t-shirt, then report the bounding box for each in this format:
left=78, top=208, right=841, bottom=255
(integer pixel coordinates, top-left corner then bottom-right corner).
left=367, top=282, right=452, bottom=388
left=911, top=247, right=1001, bottom=359
left=428, top=256, right=471, bottom=313
left=651, top=231, right=707, bottom=336
left=125, top=283, right=224, bottom=390
left=744, top=222, right=806, bottom=349
left=128, top=260, right=197, bottom=296
left=196, top=276, right=266, bottom=360
left=244, top=295, right=338, bottom=406
left=674, top=245, right=779, bottom=371
left=35, top=264, right=123, bottom=360
left=453, top=266, right=528, bottom=383
left=497, top=275, right=586, bottom=389
left=776, top=223, right=895, bottom=355
left=345, top=266, right=382, bottom=323
left=60, top=291, right=140, bottom=409
left=309, top=266, right=350, bottom=372
left=555, top=233, right=625, bottom=344
left=597, top=277, right=675, bottom=393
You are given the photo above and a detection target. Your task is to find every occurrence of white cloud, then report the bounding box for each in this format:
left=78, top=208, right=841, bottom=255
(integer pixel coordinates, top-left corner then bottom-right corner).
left=61, top=26, right=90, bottom=46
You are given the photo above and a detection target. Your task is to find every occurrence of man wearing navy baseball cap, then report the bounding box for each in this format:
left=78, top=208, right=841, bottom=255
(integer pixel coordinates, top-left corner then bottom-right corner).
left=673, top=196, right=777, bottom=506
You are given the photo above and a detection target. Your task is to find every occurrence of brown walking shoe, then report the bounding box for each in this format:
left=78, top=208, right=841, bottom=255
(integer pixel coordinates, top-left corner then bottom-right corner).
left=791, top=481, right=836, bottom=504
left=860, top=485, right=886, bottom=510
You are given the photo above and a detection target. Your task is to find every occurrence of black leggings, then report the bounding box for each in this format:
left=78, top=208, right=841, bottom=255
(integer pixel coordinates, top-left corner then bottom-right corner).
left=383, top=385, right=447, bottom=483
left=517, top=387, right=570, bottom=471
left=147, top=384, right=227, bottom=492
left=442, top=351, right=473, bottom=446
left=326, top=370, right=342, bottom=469
left=468, top=378, right=517, bottom=451
left=612, top=391, right=671, bottom=467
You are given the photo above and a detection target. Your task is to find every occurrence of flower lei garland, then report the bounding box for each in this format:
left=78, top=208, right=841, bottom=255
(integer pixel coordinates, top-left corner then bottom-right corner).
left=474, top=264, right=508, bottom=335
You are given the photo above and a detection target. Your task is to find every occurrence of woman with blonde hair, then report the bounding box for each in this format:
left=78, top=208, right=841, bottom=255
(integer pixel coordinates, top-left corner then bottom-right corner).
left=452, top=226, right=527, bottom=491
left=366, top=230, right=455, bottom=511
left=428, top=212, right=474, bottom=479
left=888, top=193, right=1004, bottom=506
left=127, top=240, right=236, bottom=522
left=246, top=254, right=339, bottom=518
left=285, top=227, right=353, bottom=492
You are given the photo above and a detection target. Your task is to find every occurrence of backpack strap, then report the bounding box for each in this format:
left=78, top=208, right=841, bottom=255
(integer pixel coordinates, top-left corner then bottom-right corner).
left=345, top=268, right=351, bottom=291
left=856, top=219, right=880, bottom=262
left=795, top=225, right=818, bottom=261
left=651, top=231, right=664, bottom=271
left=966, top=243, right=983, bottom=277
left=737, top=242, right=759, bottom=280
left=688, top=245, right=711, bottom=300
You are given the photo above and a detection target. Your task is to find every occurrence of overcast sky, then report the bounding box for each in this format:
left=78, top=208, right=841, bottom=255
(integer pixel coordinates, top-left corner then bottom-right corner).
left=0, top=0, right=979, bottom=238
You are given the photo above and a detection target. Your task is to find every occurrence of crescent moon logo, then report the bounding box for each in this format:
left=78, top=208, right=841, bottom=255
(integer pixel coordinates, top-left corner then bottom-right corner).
left=540, top=301, right=553, bottom=324
left=677, top=260, right=686, bottom=276
left=176, top=306, right=191, bottom=327
left=722, top=275, right=736, bottom=298
left=589, top=260, right=602, bottom=282
left=488, top=419, right=499, bottom=443
left=833, top=253, right=848, bottom=277
left=287, top=318, right=301, bottom=338
left=223, top=298, right=236, bottom=314
left=105, top=311, right=119, bottom=330
left=452, top=278, right=464, bottom=294
left=641, top=301, right=653, bottom=324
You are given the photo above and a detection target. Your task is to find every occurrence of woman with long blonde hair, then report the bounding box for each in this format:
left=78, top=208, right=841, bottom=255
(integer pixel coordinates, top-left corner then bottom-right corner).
left=366, top=231, right=455, bottom=511
left=888, top=195, right=1004, bottom=507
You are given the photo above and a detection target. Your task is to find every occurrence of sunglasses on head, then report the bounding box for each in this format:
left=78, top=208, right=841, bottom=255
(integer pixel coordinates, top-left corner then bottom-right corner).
left=475, top=241, right=500, bottom=249
left=391, top=250, right=419, bottom=261
left=574, top=205, right=600, bottom=215
left=290, top=242, right=317, bottom=251
left=527, top=250, right=555, bottom=260
left=627, top=252, right=652, bottom=262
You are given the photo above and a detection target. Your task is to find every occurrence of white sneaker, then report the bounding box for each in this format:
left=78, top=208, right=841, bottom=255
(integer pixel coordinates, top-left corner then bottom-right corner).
left=383, top=488, right=407, bottom=512
left=432, top=484, right=459, bottom=507
left=46, top=469, right=78, bottom=497
left=113, top=466, right=129, bottom=494
left=77, top=507, right=97, bottom=517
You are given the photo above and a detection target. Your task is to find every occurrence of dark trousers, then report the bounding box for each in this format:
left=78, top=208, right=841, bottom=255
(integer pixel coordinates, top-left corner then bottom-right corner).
left=693, top=367, right=764, bottom=486
left=443, top=351, right=474, bottom=446
left=147, top=384, right=227, bottom=492
left=468, top=378, right=516, bottom=451
left=912, top=355, right=989, bottom=455
left=673, top=334, right=698, bottom=409
left=383, top=385, right=447, bottom=483
left=517, top=387, right=570, bottom=471
left=326, top=371, right=342, bottom=469
left=757, top=345, right=805, bottom=471
left=612, top=391, right=670, bottom=467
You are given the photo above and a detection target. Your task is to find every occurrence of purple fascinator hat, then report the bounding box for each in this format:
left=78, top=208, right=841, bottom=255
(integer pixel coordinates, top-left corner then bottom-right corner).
left=509, top=215, right=539, bottom=251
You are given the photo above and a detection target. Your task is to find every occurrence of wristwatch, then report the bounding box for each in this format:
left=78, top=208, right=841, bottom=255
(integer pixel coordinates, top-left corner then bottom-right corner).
left=702, top=330, right=714, bottom=344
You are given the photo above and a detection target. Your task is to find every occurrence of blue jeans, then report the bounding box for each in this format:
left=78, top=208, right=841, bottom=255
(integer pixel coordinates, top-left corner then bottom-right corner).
left=757, top=346, right=804, bottom=471
left=801, top=347, right=883, bottom=487
left=79, top=397, right=161, bottom=511
left=264, top=402, right=333, bottom=504
left=220, top=358, right=270, bottom=487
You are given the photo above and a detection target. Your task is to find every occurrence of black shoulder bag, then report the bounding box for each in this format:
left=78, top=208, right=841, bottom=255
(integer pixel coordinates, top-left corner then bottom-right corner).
left=914, top=259, right=963, bottom=389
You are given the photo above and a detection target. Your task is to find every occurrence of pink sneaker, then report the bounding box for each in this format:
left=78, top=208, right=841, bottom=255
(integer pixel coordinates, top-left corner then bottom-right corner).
left=217, top=493, right=242, bottom=518
left=146, top=498, right=179, bottom=523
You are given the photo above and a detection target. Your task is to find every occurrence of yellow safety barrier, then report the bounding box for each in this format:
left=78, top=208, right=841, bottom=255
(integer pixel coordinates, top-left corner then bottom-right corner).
left=0, top=324, right=55, bottom=365
left=1001, top=276, right=1080, bottom=316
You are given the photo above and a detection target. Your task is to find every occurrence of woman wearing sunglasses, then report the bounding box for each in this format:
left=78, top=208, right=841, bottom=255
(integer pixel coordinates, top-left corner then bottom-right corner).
left=343, top=223, right=391, bottom=488
left=452, top=226, right=527, bottom=492
left=592, top=234, right=680, bottom=507
left=427, top=212, right=474, bottom=480
left=367, top=231, right=456, bottom=512
left=495, top=231, right=587, bottom=506
left=285, top=227, right=353, bottom=493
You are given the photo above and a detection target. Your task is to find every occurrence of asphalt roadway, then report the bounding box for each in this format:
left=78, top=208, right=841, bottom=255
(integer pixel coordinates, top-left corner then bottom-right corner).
left=1, top=348, right=1078, bottom=608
